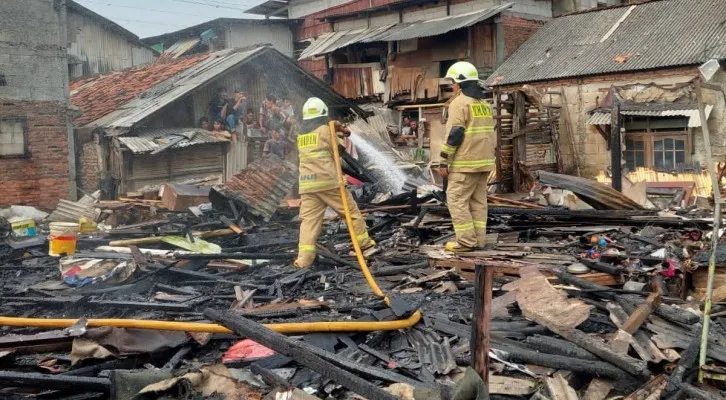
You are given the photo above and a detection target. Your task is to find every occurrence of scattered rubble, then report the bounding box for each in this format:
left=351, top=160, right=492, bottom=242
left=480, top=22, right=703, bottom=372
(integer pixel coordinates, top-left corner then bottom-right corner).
left=1, top=165, right=725, bottom=400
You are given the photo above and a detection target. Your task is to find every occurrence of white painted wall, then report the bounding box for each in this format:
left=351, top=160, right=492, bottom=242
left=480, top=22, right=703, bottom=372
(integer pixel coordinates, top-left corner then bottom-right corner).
left=509, top=0, right=554, bottom=18
left=290, top=0, right=353, bottom=19
left=226, top=22, right=294, bottom=57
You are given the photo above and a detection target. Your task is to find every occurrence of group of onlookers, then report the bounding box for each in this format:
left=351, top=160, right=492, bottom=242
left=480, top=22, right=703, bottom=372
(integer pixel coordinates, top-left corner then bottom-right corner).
left=198, top=87, right=298, bottom=159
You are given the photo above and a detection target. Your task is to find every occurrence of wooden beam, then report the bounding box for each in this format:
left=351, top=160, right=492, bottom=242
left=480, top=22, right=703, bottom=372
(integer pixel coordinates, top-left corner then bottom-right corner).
left=610, top=101, right=622, bottom=192
left=471, top=264, right=494, bottom=386
left=204, top=309, right=400, bottom=400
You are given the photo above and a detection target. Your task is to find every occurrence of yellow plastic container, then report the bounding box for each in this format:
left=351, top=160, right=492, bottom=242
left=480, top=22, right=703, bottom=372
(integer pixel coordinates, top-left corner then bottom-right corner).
left=49, top=222, right=80, bottom=256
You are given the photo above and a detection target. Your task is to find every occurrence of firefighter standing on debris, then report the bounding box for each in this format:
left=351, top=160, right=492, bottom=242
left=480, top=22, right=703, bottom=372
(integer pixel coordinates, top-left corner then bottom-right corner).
left=293, top=97, right=377, bottom=268
left=439, top=61, right=495, bottom=252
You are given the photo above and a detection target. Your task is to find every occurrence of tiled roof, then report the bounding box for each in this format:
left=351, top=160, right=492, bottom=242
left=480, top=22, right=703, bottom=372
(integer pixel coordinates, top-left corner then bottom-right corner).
left=70, top=53, right=210, bottom=126
left=487, top=0, right=726, bottom=86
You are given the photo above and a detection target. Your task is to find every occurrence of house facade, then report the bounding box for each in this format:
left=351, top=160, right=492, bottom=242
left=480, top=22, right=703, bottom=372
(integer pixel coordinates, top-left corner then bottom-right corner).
left=67, top=1, right=156, bottom=79
left=0, top=0, right=75, bottom=209
left=242, top=0, right=624, bottom=101
left=70, top=46, right=363, bottom=196
left=487, top=0, right=726, bottom=193
left=241, top=0, right=624, bottom=171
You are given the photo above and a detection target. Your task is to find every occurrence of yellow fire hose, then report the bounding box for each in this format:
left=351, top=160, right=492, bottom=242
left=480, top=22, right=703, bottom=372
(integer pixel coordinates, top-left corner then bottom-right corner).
left=0, top=122, right=421, bottom=335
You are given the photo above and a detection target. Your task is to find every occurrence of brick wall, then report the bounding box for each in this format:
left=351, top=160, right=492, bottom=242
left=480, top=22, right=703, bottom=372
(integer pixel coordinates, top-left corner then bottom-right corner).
left=0, top=101, right=70, bottom=209
left=298, top=58, right=328, bottom=80
left=496, top=66, right=717, bottom=178
left=502, top=15, right=545, bottom=58
left=78, top=137, right=100, bottom=193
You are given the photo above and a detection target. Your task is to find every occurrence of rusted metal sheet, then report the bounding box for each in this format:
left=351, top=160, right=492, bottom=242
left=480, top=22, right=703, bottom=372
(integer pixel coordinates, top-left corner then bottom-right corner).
left=211, top=157, right=298, bottom=224
left=116, top=129, right=228, bottom=154
left=537, top=171, right=645, bottom=210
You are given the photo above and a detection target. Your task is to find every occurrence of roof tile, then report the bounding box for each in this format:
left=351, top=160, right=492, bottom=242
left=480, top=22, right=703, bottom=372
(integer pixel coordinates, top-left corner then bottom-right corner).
left=70, top=53, right=210, bottom=126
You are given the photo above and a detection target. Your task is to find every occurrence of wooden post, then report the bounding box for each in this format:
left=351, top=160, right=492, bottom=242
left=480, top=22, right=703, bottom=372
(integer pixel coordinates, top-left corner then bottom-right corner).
left=512, top=92, right=527, bottom=191
left=610, top=100, right=622, bottom=192
left=471, top=263, right=494, bottom=386
left=696, top=80, right=723, bottom=383
left=494, top=90, right=504, bottom=192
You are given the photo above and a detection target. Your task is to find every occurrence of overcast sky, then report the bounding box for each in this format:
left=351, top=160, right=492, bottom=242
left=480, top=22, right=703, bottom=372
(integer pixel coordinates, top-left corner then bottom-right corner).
left=74, top=0, right=266, bottom=38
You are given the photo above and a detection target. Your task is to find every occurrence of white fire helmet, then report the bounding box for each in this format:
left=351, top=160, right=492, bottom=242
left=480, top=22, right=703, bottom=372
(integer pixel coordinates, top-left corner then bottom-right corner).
left=444, top=61, right=479, bottom=83
left=302, top=97, right=329, bottom=120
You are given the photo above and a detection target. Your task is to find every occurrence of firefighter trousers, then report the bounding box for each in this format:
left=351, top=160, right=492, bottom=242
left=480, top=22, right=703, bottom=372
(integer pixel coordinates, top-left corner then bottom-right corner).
left=296, top=188, right=374, bottom=268
left=446, top=171, right=489, bottom=248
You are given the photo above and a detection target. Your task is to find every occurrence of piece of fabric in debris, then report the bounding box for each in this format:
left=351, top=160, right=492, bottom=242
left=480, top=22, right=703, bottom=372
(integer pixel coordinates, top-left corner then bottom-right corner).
left=71, top=327, right=189, bottom=365
left=59, top=257, right=136, bottom=287
left=223, top=339, right=276, bottom=363
left=139, top=363, right=261, bottom=400
left=515, top=266, right=592, bottom=329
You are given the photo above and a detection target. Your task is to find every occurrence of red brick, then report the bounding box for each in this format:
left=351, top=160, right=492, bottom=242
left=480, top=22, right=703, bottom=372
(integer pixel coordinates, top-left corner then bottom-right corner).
left=502, top=16, right=545, bottom=59
left=0, top=100, right=70, bottom=210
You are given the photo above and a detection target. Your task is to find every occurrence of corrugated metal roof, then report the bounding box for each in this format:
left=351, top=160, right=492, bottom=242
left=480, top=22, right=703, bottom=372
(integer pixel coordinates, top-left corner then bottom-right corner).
left=210, top=157, right=298, bottom=224
left=367, top=3, right=512, bottom=42
left=586, top=113, right=611, bottom=125
left=116, top=128, right=229, bottom=154
left=586, top=104, right=714, bottom=127
left=49, top=192, right=99, bottom=223
left=89, top=48, right=264, bottom=130
left=488, top=0, right=726, bottom=86
left=299, top=24, right=396, bottom=60
left=77, top=45, right=367, bottom=130
left=299, top=3, right=511, bottom=59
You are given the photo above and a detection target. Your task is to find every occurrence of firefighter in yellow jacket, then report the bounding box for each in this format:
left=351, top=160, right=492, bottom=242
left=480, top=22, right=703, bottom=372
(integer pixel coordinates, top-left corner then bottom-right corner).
left=439, top=61, right=495, bottom=252
left=294, top=97, right=377, bottom=268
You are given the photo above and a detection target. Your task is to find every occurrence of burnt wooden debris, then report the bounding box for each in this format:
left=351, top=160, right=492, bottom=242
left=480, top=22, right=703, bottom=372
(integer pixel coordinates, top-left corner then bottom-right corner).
left=0, top=171, right=725, bottom=399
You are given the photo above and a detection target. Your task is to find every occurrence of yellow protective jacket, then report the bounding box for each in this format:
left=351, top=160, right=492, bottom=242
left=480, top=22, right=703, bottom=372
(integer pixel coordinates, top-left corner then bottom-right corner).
left=297, top=124, right=341, bottom=194
left=441, top=93, right=496, bottom=172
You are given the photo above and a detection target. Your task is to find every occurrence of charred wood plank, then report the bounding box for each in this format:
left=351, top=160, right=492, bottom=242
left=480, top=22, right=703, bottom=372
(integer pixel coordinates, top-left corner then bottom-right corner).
left=178, top=252, right=295, bottom=260
left=624, top=374, right=667, bottom=400
left=373, top=262, right=429, bottom=276
left=664, top=326, right=701, bottom=396
left=578, top=258, right=622, bottom=275
left=556, top=271, right=699, bottom=325
left=620, top=291, right=661, bottom=334
left=471, top=265, right=493, bottom=383
left=619, top=295, right=699, bottom=326
left=0, top=328, right=82, bottom=350
left=681, top=383, right=723, bottom=400
left=204, top=309, right=408, bottom=400
left=487, top=344, right=633, bottom=381
left=553, top=327, right=650, bottom=377
left=523, top=335, right=599, bottom=361
left=250, top=363, right=290, bottom=388
left=0, top=371, right=110, bottom=392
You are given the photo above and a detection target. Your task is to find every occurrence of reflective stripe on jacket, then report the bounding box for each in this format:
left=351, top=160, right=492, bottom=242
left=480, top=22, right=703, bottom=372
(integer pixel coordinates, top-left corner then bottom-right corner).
left=444, top=94, right=496, bottom=173
left=297, top=125, right=340, bottom=194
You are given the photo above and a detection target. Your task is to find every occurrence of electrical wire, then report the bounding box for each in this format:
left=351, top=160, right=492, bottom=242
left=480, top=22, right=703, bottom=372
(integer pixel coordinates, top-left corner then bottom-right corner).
left=77, top=0, right=223, bottom=19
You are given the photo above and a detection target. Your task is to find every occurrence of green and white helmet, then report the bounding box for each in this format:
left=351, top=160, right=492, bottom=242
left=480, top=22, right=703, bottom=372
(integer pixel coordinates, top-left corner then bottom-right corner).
left=302, top=97, right=328, bottom=120
left=444, top=61, right=479, bottom=83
